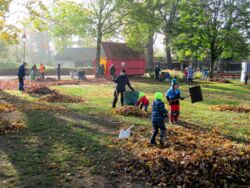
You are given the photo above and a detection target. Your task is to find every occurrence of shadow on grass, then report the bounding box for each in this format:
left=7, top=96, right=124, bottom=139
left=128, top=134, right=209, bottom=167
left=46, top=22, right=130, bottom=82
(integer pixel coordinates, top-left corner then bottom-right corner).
left=0, top=90, right=125, bottom=187
left=202, top=84, right=248, bottom=93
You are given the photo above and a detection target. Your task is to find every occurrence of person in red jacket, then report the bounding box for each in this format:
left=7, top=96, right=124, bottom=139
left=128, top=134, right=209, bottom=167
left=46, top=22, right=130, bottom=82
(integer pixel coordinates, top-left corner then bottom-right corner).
left=136, top=92, right=149, bottom=111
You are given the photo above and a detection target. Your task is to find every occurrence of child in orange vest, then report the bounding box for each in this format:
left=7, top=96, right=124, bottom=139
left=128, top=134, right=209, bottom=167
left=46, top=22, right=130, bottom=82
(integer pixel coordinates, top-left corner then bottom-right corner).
left=39, top=64, right=46, bottom=80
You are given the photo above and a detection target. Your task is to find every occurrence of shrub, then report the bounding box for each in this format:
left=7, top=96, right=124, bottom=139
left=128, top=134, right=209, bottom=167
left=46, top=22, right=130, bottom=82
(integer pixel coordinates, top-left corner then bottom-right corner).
left=194, top=71, right=202, bottom=79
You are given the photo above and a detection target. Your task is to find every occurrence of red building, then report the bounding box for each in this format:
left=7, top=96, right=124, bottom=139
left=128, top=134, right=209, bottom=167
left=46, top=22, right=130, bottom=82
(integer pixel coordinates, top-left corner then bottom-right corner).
left=95, top=42, right=146, bottom=78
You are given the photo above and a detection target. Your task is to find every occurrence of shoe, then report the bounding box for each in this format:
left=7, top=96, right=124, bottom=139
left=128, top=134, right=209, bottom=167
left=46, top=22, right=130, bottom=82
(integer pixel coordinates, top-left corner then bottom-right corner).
left=159, top=140, right=164, bottom=146
left=149, top=141, right=157, bottom=146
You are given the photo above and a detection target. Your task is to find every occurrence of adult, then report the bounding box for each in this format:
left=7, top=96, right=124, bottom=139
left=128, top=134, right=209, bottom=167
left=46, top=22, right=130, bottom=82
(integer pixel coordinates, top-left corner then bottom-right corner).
left=56, top=63, right=61, bottom=80
left=184, top=67, right=188, bottom=81
left=109, top=64, right=116, bottom=80
left=39, top=63, right=46, bottom=80
left=100, top=64, right=105, bottom=77
left=244, top=72, right=248, bottom=85
left=77, top=70, right=86, bottom=80
left=187, top=66, right=194, bottom=85
left=155, top=65, right=161, bottom=80
left=30, top=64, right=37, bottom=81
left=202, top=69, right=208, bottom=80
left=112, top=69, right=135, bottom=108
left=18, top=62, right=27, bottom=92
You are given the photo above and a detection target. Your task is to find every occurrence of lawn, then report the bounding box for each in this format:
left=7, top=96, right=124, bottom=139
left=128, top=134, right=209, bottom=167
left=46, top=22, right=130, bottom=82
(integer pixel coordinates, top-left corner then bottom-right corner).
left=0, top=62, right=20, bottom=69
left=0, top=78, right=249, bottom=187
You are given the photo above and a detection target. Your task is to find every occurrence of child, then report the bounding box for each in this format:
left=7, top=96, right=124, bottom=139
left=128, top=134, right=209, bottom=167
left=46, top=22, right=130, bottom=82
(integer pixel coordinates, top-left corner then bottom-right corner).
left=150, top=92, right=168, bottom=145
left=165, top=71, right=171, bottom=82
left=136, top=92, right=149, bottom=111
left=166, top=80, right=184, bottom=124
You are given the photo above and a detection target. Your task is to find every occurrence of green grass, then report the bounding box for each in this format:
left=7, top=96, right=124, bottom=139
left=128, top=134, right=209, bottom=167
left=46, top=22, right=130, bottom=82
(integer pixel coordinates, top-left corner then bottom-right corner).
left=0, top=78, right=250, bottom=187
left=52, top=79, right=250, bottom=141
left=0, top=62, right=20, bottom=69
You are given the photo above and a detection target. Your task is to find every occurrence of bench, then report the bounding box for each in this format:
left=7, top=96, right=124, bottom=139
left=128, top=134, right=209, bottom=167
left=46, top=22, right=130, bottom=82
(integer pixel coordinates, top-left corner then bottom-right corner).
left=214, top=73, right=241, bottom=80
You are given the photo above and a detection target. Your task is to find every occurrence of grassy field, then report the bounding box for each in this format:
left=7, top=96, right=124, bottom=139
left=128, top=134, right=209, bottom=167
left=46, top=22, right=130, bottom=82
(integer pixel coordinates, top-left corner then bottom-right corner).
left=0, top=78, right=249, bottom=187
left=0, top=63, right=20, bottom=69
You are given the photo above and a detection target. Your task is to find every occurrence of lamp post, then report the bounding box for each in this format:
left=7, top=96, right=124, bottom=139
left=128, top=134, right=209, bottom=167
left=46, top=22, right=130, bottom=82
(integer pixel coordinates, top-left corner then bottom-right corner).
left=22, top=34, right=27, bottom=62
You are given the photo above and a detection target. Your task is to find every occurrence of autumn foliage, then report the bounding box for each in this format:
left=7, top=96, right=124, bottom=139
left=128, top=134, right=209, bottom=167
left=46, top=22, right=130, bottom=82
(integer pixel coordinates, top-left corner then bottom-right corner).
left=114, top=106, right=150, bottom=118
left=210, top=105, right=250, bottom=113
left=115, top=126, right=250, bottom=187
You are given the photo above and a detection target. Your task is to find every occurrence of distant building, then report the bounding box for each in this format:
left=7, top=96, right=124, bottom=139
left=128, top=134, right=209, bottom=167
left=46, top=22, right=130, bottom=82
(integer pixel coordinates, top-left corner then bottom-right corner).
left=55, top=48, right=104, bottom=68
left=94, top=42, right=146, bottom=77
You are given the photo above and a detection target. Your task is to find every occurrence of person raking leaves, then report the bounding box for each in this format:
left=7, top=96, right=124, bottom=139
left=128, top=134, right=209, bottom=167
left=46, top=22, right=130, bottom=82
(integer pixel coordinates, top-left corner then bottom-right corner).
left=135, top=92, right=149, bottom=111
left=166, top=79, right=184, bottom=124
left=18, top=62, right=27, bottom=92
left=150, top=92, right=168, bottom=146
left=112, top=69, right=135, bottom=108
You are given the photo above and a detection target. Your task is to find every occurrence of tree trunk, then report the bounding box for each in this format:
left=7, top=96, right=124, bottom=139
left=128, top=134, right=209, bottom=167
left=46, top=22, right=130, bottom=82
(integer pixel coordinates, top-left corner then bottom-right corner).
left=209, top=42, right=217, bottom=79
left=146, top=36, right=154, bottom=71
left=165, top=35, right=172, bottom=69
left=193, top=59, right=198, bottom=71
left=95, top=28, right=102, bottom=74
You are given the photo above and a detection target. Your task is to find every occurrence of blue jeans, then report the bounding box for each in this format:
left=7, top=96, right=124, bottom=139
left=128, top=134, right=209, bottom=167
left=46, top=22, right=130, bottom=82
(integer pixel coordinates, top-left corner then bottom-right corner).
left=150, top=122, right=166, bottom=144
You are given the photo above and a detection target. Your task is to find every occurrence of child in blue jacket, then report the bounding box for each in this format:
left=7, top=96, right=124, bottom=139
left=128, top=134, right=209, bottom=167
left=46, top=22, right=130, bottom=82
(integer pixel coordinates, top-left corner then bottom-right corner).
left=150, top=92, right=168, bottom=145
left=166, top=80, right=184, bottom=124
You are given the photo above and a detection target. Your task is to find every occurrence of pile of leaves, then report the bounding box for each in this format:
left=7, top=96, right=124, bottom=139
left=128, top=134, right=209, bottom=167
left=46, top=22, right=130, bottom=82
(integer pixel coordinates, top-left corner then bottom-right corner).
left=0, top=118, right=26, bottom=135
left=36, top=77, right=58, bottom=82
left=0, top=79, right=80, bottom=91
left=40, top=93, right=84, bottom=103
left=28, top=87, right=58, bottom=95
left=115, top=106, right=150, bottom=118
left=0, top=103, right=16, bottom=113
left=210, top=79, right=231, bottom=83
left=210, top=105, right=250, bottom=113
left=115, top=126, right=250, bottom=187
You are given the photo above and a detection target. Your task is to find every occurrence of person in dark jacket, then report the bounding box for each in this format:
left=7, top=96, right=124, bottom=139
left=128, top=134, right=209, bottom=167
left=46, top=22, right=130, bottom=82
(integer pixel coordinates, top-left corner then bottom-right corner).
left=150, top=92, right=168, bottom=145
left=166, top=80, right=184, bottom=124
left=109, top=64, right=116, bottom=80
left=112, top=69, right=135, bottom=108
left=244, top=72, right=248, bottom=85
left=18, top=62, right=27, bottom=92
left=155, top=65, right=161, bottom=80
left=56, top=63, right=61, bottom=80
left=100, top=64, right=105, bottom=77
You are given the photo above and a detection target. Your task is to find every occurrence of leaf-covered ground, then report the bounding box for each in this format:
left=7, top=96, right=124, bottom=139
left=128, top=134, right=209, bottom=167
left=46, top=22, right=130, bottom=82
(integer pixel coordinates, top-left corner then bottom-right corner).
left=0, top=77, right=249, bottom=187
left=115, top=125, right=250, bottom=187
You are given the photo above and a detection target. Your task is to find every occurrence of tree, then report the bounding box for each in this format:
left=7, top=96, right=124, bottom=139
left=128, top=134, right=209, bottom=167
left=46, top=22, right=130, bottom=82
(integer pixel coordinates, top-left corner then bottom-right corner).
left=0, top=0, right=20, bottom=43
left=177, top=0, right=250, bottom=78
left=156, top=0, right=180, bottom=68
left=27, top=0, right=129, bottom=70
left=122, top=0, right=160, bottom=70
left=85, top=0, right=129, bottom=68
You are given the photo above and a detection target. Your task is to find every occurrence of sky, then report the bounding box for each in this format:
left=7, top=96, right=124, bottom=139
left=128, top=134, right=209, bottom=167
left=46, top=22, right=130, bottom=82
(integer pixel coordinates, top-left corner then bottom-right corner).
left=6, top=0, right=165, bottom=53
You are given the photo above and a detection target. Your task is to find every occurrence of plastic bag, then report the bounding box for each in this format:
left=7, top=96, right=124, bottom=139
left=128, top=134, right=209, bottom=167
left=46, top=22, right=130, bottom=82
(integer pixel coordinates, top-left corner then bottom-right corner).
left=119, top=125, right=134, bottom=139
left=124, top=91, right=139, bottom=105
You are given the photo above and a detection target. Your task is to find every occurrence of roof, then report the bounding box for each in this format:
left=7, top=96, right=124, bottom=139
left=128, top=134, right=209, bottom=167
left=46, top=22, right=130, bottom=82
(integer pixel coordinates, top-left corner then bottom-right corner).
left=101, top=42, right=145, bottom=60
left=55, top=48, right=104, bottom=62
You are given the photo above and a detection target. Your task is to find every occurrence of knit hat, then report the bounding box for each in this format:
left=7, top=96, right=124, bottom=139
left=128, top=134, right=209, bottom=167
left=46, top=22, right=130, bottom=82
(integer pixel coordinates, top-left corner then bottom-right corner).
left=139, top=92, right=145, bottom=98
left=154, top=92, right=163, bottom=100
